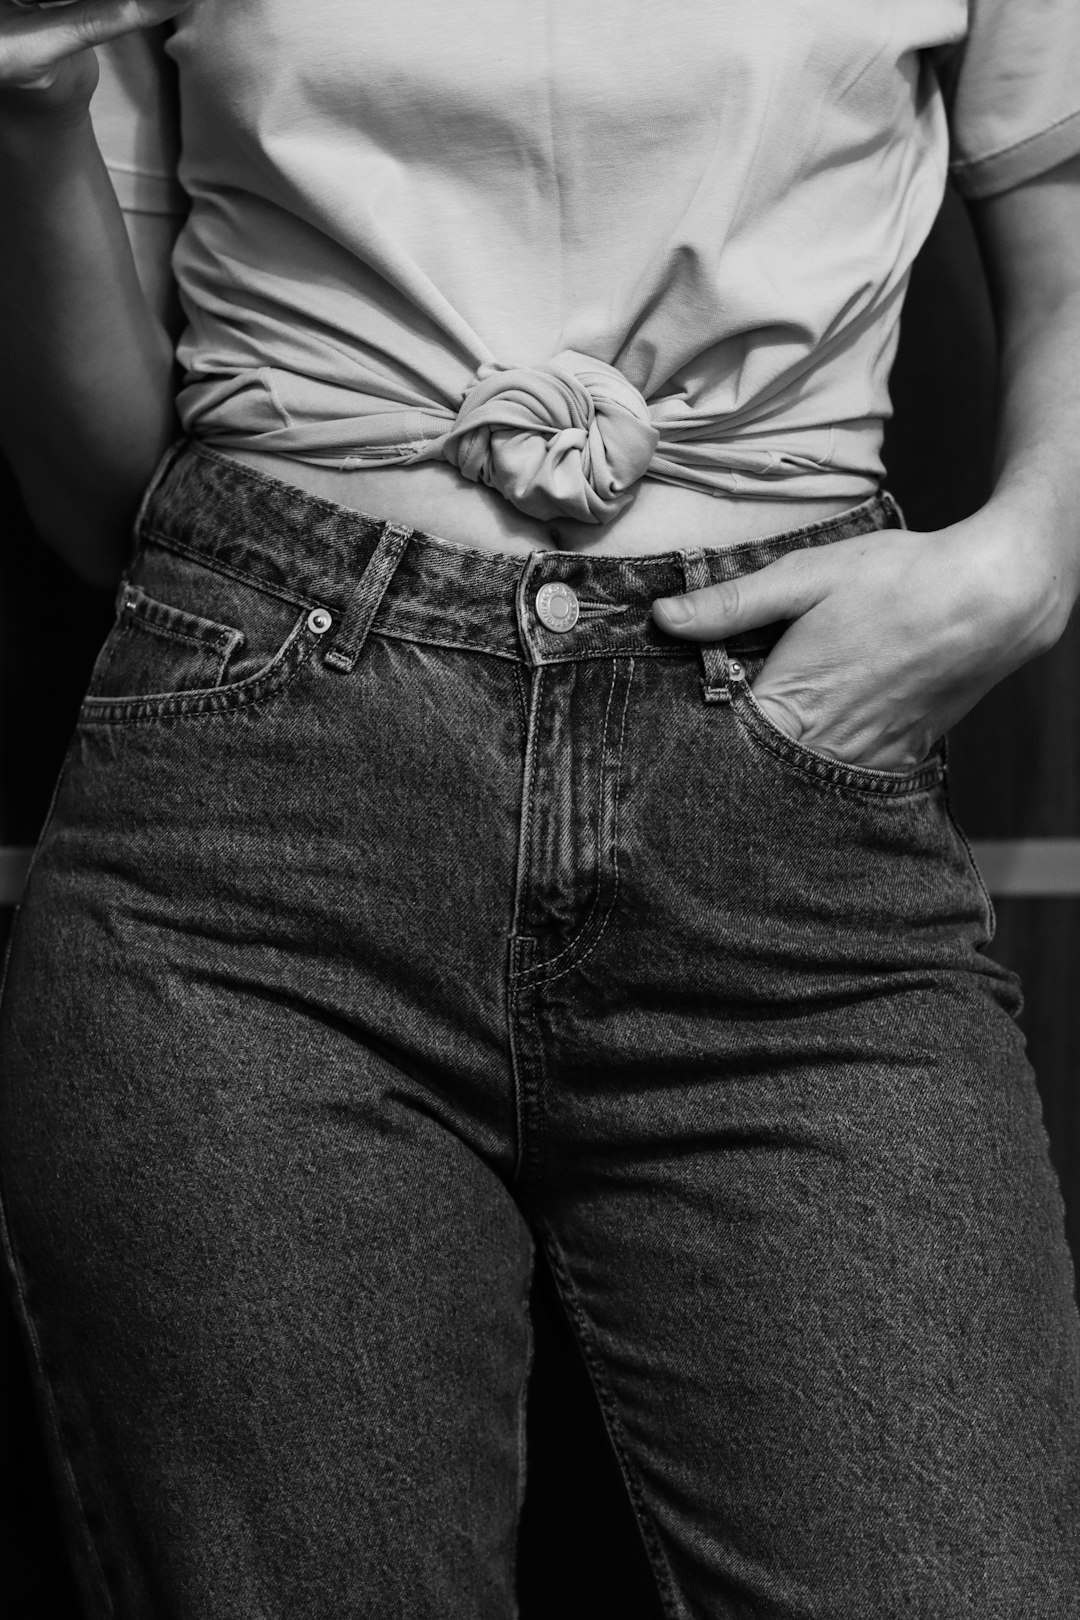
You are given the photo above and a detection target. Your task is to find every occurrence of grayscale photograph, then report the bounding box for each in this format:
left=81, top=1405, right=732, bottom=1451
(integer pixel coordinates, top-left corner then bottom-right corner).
left=1, top=2, right=1079, bottom=1615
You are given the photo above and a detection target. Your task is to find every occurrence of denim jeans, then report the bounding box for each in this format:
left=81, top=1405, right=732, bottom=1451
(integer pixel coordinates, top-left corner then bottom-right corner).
left=2, top=438, right=1079, bottom=1619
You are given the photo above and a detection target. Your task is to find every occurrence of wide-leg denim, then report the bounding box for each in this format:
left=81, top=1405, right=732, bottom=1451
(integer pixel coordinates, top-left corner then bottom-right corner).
left=2, top=438, right=1079, bottom=1619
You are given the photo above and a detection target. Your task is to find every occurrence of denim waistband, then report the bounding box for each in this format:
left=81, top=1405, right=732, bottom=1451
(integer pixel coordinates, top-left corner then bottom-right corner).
left=136, top=438, right=904, bottom=667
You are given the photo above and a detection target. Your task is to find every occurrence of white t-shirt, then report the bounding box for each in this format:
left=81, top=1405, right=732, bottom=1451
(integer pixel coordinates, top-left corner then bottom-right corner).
left=92, top=2, right=1080, bottom=524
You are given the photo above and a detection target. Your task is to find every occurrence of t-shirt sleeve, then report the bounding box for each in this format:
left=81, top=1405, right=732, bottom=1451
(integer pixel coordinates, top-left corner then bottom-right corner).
left=937, top=0, right=1080, bottom=199
left=90, top=25, right=185, bottom=217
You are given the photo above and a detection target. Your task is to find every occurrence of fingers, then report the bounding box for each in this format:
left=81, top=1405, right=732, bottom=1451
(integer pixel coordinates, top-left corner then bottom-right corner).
left=651, top=548, right=829, bottom=640
left=1, top=0, right=190, bottom=93
left=3, top=0, right=191, bottom=52
left=27, top=0, right=189, bottom=30
left=6, top=0, right=190, bottom=17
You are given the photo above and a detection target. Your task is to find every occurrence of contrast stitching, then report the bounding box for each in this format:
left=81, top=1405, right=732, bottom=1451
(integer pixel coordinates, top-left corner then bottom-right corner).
left=377, top=626, right=524, bottom=665
left=731, top=686, right=943, bottom=799
left=511, top=644, right=680, bottom=664
left=534, top=656, right=634, bottom=985
left=506, top=943, right=534, bottom=1191
left=121, top=585, right=243, bottom=651
left=514, top=665, right=544, bottom=946
left=523, top=661, right=620, bottom=974
left=117, top=612, right=237, bottom=658
left=517, top=658, right=634, bottom=987
left=507, top=667, right=542, bottom=1187
left=140, top=530, right=319, bottom=612
left=78, top=612, right=313, bottom=728
left=382, top=630, right=683, bottom=667
left=323, top=522, right=412, bottom=674
left=514, top=660, right=622, bottom=982
left=511, top=664, right=530, bottom=752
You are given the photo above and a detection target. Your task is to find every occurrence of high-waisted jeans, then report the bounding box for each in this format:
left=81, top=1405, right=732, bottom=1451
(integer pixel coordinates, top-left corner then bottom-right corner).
left=2, top=439, right=1079, bottom=1619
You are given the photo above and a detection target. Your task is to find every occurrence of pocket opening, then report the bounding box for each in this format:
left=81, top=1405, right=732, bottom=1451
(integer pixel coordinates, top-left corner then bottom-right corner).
left=728, top=670, right=944, bottom=799
left=120, top=582, right=244, bottom=661
left=81, top=542, right=320, bottom=721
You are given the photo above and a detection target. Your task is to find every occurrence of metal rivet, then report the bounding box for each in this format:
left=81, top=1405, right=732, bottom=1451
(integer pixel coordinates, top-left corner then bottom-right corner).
left=728, top=659, right=744, bottom=680
left=535, top=582, right=580, bottom=633
left=307, top=608, right=333, bottom=635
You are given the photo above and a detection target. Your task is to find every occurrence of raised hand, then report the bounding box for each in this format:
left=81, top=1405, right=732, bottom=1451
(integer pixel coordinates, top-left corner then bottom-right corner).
left=0, top=0, right=190, bottom=116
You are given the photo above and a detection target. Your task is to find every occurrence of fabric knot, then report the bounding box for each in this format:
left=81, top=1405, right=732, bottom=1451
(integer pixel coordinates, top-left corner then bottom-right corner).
left=440, top=351, right=659, bottom=524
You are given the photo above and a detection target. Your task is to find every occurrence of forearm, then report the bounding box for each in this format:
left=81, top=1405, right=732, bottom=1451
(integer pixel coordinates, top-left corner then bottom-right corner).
left=970, top=157, right=1080, bottom=633
left=984, top=281, right=1080, bottom=593
left=0, top=108, right=179, bottom=587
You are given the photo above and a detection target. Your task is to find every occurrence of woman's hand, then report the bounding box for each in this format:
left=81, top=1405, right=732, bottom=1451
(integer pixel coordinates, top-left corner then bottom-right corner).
left=651, top=504, right=1074, bottom=771
left=651, top=157, right=1080, bottom=774
left=0, top=0, right=189, bottom=120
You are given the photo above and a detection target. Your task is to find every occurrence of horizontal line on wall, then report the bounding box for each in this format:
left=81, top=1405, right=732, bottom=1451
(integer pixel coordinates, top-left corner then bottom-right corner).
left=967, top=840, right=1080, bottom=897
left=3, top=841, right=1080, bottom=908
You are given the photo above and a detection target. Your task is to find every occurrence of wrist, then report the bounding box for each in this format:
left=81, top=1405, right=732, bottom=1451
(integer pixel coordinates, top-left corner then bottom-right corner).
left=953, top=491, right=1077, bottom=657
left=0, top=91, right=93, bottom=140
left=0, top=51, right=98, bottom=137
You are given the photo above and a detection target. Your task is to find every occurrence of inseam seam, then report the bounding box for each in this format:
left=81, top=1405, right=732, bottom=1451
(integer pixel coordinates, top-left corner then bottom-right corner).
left=537, top=1226, right=686, bottom=1620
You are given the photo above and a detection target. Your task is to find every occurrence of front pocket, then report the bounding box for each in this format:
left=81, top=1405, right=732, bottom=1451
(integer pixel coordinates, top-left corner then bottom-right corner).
left=92, top=585, right=245, bottom=700
left=728, top=664, right=944, bottom=799
left=80, top=539, right=325, bottom=725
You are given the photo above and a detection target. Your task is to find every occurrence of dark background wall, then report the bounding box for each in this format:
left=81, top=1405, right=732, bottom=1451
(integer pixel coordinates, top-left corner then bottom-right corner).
left=3, top=185, right=1078, bottom=1618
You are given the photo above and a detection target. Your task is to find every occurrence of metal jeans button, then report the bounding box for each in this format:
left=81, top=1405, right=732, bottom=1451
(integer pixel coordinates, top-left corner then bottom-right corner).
left=535, top=582, right=580, bottom=633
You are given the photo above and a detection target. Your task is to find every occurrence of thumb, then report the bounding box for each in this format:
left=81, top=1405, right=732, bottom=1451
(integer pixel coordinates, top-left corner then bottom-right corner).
left=651, top=550, right=826, bottom=640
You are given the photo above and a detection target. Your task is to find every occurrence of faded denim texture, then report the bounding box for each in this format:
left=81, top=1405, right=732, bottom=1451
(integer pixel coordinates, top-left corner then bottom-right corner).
left=2, top=439, right=1079, bottom=1619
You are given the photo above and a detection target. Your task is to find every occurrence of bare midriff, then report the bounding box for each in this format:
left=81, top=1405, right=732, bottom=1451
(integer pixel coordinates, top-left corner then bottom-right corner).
left=222, top=449, right=863, bottom=556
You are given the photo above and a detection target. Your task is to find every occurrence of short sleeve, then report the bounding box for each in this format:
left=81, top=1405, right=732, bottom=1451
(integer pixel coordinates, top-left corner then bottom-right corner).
left=937, top=0, right=1080, bottom=199
left=90, top=25, right=185, bottom=217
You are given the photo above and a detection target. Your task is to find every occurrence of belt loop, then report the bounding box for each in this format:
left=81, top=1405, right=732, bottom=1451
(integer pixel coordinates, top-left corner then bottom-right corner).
left=880, top=489, right=908, bottom=530
left=324, top=522, right=412, bottom=674
left=680, top=548, right=731, bottom=706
